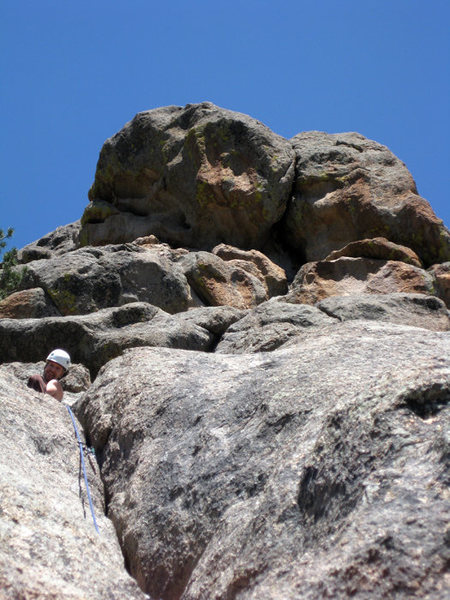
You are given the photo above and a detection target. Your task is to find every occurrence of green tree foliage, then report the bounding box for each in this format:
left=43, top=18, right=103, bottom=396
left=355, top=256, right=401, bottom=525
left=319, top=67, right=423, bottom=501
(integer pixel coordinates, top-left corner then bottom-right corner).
left=0, top=228, right=26, bottom=300
left=0, top=227, right=14, bottom=252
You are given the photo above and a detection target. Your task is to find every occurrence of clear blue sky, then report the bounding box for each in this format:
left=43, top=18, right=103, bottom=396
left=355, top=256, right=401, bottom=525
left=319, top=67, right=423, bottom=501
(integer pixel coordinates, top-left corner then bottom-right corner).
left=1, top=0, right=449, bottom=251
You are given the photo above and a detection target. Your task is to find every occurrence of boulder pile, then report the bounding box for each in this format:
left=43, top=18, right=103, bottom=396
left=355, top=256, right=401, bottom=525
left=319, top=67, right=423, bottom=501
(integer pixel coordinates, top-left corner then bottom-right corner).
left=0, top=102, right=449, bottom=599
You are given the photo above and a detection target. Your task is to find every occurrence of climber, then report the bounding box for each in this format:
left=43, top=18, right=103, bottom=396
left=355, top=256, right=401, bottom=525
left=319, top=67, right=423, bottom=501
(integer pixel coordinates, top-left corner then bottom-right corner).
left=27, top=349, right=71, bottom=401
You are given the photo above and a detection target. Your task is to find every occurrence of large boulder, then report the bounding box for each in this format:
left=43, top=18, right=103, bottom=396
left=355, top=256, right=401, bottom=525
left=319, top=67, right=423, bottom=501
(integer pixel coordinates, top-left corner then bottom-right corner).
left=287, top=257, right=435, bottom=305
left=0, top=287, right=60, bottom=319
left=284, top=131, right=450, bottom=267
left=77, top=322, right=450, bottom=599
left=181, top=251, right=269, bottom=309
left=212, top=244, right=288, bottom=297
left=0, top=367, right=146, bottom=599
left=18, top=242, right=194, bottom=315
left=80, top=102, right=295, bottom=249
left=180, top=245, right=288, bottom=310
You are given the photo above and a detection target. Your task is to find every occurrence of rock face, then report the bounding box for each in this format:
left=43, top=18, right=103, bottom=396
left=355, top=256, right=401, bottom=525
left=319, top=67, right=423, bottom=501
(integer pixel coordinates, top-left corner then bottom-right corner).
left=212, top=244, right=288, bottom=297
left=78, top=324, right=449, bottom=599
left=429, top=262, right=450, bottom=307
left=181, top=251, right=269, bottom=309
left=1, top=102, right=450, bottom=599
left=0, top=367, right=146, bottom=599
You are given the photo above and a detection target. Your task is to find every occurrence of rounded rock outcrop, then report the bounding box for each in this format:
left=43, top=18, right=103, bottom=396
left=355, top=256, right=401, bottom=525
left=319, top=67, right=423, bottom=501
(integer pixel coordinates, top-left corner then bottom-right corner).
left=80, top=102, right=295, bottom=250
left=284, top=131, right=450, bottom=267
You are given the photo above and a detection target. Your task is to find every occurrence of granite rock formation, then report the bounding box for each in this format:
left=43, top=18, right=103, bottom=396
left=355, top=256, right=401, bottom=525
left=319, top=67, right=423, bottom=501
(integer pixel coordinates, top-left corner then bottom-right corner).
left=78, top=106, right=449, bottom=268
left=1, top=102, right=449, bottom=599
left=77, top=325, right=449, bottom=599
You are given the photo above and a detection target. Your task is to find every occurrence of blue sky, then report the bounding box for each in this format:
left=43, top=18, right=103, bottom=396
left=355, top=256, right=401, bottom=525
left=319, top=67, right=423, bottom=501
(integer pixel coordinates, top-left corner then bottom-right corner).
left=1, top=0, right=449, bottom=251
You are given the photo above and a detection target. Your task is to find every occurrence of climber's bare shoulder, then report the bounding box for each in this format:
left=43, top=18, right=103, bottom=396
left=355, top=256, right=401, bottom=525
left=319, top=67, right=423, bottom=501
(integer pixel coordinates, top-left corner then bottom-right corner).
left=46, top=379, right=64, bottom=401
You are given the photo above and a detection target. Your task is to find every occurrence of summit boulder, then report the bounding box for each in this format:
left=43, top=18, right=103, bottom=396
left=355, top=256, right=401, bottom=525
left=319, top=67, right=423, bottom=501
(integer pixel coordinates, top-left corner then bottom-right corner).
left=284, top=131, right=450, bottom=267
left=80, top=102, right=295, bottom=250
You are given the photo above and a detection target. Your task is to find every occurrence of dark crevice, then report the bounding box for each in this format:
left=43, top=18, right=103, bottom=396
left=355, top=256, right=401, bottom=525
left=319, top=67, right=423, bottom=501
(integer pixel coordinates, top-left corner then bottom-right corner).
left=398, top=382, right=449, bottom=418
left=263, top=218, right=305, bottom=283
left=103, top=479, right=112, bottom=518
left=267, top=413, right=295, bottom=434
left=205, top=331, right=224, bottom=353
left=315, top=303, right=343, bottom=321
left=335, top=140, right=365, bottom=153
left=84, top=218, right=105, bottom=225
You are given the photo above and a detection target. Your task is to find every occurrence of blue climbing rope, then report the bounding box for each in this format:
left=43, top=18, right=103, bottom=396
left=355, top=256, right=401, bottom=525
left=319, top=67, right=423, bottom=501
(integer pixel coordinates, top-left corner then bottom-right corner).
left=65, top=404, right=100, bottom=534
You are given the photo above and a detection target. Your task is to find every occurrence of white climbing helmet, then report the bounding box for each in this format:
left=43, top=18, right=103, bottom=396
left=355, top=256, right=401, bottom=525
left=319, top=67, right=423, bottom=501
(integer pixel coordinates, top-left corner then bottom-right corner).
left=46, top=349, right=71, bottom=371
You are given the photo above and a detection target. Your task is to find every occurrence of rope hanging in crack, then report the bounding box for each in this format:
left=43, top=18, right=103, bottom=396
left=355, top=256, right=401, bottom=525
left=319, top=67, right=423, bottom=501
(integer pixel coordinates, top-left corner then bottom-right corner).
left=65, top=404, right=100, bottom=534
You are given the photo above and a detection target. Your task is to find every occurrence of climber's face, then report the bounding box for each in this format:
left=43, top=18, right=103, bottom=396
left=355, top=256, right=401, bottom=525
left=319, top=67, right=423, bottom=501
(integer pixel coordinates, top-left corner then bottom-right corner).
left=43, top=360, right=65, bottom=382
